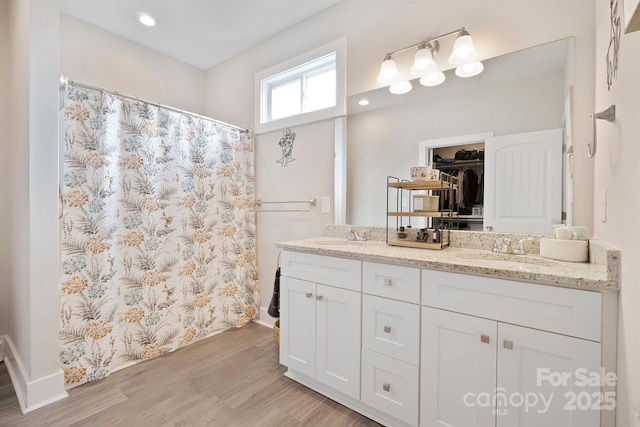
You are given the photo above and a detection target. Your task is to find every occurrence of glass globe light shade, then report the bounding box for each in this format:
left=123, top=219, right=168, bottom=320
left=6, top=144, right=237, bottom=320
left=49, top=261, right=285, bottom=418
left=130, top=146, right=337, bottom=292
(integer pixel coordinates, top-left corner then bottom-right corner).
left=410, top=48, right=437, bottom=76
left=455, top=61, right=484, bottom=77
left=389, top=80, right=413, bottom=94
left=449, top=33, right=479, bottom=65
left=419, top=72, right=446, bottom=87
left=377, top=58, right=399, bottom=84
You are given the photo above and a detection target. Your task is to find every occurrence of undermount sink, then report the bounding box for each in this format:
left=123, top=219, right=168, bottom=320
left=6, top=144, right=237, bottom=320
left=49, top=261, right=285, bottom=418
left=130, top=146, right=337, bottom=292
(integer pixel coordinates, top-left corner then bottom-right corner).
left=456, top=252, right=557, bottom=267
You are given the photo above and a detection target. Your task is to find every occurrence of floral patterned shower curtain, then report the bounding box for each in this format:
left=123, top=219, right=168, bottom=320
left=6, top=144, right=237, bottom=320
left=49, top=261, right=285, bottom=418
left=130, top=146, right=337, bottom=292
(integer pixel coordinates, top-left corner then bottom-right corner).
left=59, top=85, right=259, bottom=388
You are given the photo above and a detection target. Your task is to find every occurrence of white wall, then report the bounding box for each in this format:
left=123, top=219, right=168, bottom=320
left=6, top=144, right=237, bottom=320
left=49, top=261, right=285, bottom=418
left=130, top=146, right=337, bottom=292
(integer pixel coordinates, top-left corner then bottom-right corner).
left=594, top=2, right=640, bottom=426
left=5, top=0, right=67, bottom=412
left=255, top=120, right=335, bottom=323
left=348, top=70, right=564, bottom=226
left=204, top=0, right=595, bottom=234
left=60, top=14, right=206, bottom=115
left=0, top=0, right=11, bottom=340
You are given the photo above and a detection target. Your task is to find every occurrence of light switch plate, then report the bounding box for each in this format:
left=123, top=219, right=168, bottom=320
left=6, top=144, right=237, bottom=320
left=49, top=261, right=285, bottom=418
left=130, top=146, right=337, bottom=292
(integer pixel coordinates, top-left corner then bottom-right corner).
left=321, top=197, right=331, bottom=214
left=633, top=399, right=640, bottom=419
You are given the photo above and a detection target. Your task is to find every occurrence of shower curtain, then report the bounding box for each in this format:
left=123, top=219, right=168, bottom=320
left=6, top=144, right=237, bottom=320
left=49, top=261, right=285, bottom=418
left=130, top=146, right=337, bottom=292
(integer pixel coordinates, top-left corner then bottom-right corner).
left=59, top=85, right=259, bottom=387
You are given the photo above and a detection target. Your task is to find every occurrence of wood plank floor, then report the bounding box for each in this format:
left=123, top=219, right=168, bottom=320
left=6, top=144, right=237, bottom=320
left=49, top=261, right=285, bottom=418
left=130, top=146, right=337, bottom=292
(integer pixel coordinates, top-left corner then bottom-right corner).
left=0, top=322, right=381, bottom=427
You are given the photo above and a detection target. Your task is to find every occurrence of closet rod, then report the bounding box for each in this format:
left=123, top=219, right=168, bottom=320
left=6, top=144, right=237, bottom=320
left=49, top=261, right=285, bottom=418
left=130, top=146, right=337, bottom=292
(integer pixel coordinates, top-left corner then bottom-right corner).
left=59, top=74, right=249, bottom=134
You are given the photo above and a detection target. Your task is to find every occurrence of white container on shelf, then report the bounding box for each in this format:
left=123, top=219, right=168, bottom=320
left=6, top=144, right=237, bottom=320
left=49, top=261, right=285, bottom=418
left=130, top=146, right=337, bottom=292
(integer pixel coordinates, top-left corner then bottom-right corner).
left=413, top=195, right=439, bottom=212
left=540, top=238, right=589, bottom=262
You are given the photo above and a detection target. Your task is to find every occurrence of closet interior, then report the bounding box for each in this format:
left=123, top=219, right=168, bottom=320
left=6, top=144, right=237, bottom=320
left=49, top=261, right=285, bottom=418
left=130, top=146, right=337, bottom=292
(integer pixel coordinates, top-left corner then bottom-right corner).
left=433, top=143, right=484, bottom=231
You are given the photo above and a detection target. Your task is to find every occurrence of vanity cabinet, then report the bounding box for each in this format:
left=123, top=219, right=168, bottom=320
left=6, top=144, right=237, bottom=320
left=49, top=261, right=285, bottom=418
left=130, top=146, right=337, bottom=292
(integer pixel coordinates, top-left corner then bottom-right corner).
left=420, top=269, right=603, bottom=427
left=279, top=251, right=362, bottom=399
left=278, top=249, right=615, bottom=427
left=361, top=262, right=421, bottom=425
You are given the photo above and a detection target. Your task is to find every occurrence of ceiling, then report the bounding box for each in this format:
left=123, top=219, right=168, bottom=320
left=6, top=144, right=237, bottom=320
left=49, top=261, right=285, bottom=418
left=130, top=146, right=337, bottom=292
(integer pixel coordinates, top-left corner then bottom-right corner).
left=59, top=0, right=342, bottom=70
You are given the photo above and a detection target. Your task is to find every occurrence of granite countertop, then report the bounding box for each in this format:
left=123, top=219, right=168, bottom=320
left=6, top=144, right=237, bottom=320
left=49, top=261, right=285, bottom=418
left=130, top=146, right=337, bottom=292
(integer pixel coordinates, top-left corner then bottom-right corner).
left=275, top=236, right=620, bottom=292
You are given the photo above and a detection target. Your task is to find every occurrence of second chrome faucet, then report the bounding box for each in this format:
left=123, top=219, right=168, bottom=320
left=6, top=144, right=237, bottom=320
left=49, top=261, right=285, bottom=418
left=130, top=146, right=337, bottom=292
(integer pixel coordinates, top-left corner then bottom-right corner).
left=493, top=237, right=527, bottom=255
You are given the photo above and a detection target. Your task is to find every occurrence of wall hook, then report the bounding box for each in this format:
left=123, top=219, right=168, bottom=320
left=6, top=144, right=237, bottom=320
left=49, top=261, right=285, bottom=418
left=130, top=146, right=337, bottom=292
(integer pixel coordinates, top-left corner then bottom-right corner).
left=589, top=104, right=615, bottom=157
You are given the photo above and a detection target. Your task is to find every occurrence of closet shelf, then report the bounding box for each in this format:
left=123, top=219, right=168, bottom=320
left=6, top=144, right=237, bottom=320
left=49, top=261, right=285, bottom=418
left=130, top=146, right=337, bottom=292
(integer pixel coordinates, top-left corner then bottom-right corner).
left=436, top=160, right=484, bottom=169
left=387, top=180, right=458, bottom=191
left=388, top=212, right=459, bottom=217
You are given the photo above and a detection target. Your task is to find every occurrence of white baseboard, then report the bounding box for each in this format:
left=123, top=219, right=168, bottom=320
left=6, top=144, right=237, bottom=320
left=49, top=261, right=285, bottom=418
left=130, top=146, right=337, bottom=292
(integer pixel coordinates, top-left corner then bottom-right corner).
left=3, top=335, right=68, bottom=414
left=254, top=306, right=277, bottom=328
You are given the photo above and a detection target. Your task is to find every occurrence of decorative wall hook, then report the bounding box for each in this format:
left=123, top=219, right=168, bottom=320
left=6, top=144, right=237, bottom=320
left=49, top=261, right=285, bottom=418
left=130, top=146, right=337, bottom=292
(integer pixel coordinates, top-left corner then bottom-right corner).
left=589, top=104, right=615, bottom=158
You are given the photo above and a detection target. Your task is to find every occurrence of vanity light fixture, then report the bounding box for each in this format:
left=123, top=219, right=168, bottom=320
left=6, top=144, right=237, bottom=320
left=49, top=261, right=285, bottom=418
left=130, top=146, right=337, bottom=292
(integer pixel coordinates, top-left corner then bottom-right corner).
left=376, top=27, right=483, bottom=94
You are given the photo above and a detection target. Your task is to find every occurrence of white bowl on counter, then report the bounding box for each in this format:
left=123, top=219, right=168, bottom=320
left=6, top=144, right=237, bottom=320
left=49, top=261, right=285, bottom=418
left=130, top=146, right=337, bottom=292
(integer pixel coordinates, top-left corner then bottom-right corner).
left=540, top=238, right=589, bottom=262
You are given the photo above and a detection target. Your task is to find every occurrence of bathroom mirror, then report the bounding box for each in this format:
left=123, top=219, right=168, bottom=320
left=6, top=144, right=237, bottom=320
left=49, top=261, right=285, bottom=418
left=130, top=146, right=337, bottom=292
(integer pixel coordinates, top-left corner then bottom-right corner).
left=344, top=38, right=573, bottom=231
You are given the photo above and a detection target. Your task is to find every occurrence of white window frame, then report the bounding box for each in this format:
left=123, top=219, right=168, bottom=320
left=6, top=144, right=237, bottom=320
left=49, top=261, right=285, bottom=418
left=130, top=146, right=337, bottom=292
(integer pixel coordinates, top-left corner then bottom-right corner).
left=255, top=37, right=346, bottom=134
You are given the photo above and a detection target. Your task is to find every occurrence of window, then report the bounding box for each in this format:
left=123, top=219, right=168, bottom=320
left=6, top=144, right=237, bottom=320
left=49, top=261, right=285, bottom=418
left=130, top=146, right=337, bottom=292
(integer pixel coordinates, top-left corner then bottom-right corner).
left=255, top=38, right=346, bottom=134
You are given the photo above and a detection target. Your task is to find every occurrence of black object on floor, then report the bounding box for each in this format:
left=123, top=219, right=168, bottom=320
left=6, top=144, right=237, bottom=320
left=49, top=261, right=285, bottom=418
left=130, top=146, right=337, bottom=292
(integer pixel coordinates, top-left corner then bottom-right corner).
left=268, top=267, right=281, bottom=317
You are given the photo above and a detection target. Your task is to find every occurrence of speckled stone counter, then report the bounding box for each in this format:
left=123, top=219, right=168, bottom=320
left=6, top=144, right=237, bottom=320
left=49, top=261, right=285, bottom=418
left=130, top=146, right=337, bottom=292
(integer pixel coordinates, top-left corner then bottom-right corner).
left=276, top=230, right=620, bottom=292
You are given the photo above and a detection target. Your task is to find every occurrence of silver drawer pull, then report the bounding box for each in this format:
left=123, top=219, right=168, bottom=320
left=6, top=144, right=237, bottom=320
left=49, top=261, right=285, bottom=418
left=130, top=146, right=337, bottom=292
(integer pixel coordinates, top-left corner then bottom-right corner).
left=481, top=334, right=490, bottom=344
left=316, top=295, right=323, bottom=301
left=383, top=278, right=393, bottom=286
left=305, top=292, right=313, bottom=298
left=503, top=340, right=513, bottom=350
left=383, top=325, right=392, bottom=334
left=382, top=383, right=391, bottom=392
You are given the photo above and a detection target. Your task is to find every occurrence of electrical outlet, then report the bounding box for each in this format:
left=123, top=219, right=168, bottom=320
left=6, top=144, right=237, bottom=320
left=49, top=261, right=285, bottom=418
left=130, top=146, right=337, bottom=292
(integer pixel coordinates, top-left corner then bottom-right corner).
left=634, top=399, right=640, bottom=419
left=321, top=197, right=331, bottom=214
left=600, top=189, right=607, bottom=223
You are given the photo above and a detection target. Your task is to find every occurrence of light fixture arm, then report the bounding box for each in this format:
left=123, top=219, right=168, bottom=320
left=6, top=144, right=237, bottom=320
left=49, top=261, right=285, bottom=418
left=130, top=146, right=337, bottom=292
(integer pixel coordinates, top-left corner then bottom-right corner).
left=380, top=27, right=465, bottom=60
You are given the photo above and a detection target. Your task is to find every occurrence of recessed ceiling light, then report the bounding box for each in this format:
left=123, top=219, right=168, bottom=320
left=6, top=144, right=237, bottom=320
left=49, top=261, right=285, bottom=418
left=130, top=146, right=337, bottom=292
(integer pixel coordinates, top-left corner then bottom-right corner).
left=138, top=13, right=156, bottom=27
left=358, top=99, right=370, bottom=106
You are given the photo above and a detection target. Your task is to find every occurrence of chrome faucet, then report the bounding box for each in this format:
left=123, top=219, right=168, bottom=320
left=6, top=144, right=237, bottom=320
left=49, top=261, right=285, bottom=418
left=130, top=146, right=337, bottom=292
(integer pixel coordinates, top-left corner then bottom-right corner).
left=502, top=237, right=514, bottom=254
left=347, top=228, right=366, bottom=241
left=513, top=238, right=532, bottom=255
left=492, top=237, right=516, bottom=254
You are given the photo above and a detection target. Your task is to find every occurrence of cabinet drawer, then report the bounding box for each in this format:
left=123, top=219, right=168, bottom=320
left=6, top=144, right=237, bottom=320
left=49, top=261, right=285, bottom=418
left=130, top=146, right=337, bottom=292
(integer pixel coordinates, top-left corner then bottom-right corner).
left=362, top=295, right=420, bottom=365
left=363, top=262, right=420, bottom=303
left=281, top=251, right=361, bottom=291
left=361, top=349, right=419, bottom=426
left=421, top=269, right=602, bottom=341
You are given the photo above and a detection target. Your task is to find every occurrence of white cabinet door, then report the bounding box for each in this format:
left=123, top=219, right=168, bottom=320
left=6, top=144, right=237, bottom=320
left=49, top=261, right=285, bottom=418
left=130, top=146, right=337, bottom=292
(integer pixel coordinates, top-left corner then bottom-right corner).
left=421, top=307, right=497, bottom=427
left=280, top=277, right=316, bottom=378
left=484, top=128, right=563, bottom=234
left=496, top=323, right=601, bottom=427
left=315, top=283, right=361, bottom=399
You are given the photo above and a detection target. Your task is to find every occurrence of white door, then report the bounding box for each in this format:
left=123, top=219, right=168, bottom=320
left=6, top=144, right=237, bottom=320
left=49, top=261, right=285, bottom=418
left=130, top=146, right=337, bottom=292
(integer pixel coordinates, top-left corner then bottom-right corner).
left=484, top=129, right=563, bottom=234
left=421, top=307, right=497, bottom=427
left=315, top=284, right=361, bottom=399
left=279, top=277, right=316, bottom=378
left=496, top=323, right=601, bottom=427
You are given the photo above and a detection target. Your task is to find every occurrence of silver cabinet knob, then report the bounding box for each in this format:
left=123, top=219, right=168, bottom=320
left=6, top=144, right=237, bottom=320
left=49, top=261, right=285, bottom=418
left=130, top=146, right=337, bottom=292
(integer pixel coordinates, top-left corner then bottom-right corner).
left=382, top=383, right=391, bottom=392
left=316, top=295, right=323, bottom=301
left=481, top=334, right=490, bottom=344
left=384, top=278, right=393, bottom=286
left=305, top=292, right=313, bottom=298
left=383, top=325, right=392, bottom=334
left=503, top=340, right=513, bottom=350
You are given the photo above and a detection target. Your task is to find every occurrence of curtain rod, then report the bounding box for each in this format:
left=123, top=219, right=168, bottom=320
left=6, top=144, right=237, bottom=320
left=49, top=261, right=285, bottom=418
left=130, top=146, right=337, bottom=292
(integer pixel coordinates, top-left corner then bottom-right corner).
left=59, top=74, right=250, bottom=134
